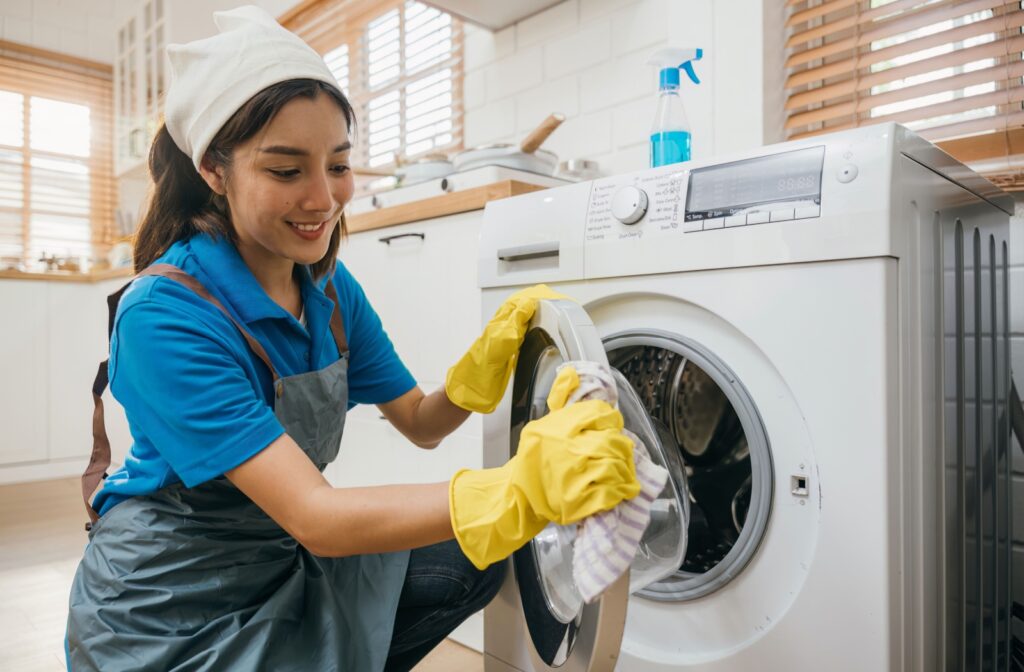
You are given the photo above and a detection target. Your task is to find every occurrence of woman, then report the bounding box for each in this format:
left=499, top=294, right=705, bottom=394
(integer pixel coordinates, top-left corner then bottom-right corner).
left=66, top=7, right=639, bottom=671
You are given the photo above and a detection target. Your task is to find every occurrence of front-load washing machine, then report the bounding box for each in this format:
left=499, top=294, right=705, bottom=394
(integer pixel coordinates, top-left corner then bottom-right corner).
left=476, top=123, right=1014, bottom=671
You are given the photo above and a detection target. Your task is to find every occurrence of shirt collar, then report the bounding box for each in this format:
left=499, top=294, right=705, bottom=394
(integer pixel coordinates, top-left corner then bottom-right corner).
left=298, top=265, right=339, bottom=364
left=187, top=232, right=331, bottom=325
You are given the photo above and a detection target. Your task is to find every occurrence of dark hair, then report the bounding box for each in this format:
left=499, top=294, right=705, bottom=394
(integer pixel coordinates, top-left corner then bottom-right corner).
left=133, top=79, right=354, bottom=280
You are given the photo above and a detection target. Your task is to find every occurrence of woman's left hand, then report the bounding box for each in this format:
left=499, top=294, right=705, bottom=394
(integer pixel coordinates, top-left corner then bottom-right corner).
left=444, top=284, right=567, bottom=413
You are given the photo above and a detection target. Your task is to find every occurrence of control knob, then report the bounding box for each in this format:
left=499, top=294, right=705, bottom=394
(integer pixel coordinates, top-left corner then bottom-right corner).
left=610, top=186, right=648, bottom=225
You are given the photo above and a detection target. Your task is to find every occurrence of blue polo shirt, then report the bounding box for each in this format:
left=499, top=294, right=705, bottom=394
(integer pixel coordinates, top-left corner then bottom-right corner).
left=91, top=233, right=416, bottom=516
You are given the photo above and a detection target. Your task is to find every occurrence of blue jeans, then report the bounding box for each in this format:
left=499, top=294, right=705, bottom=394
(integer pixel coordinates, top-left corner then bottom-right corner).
left=384, top=540, right=506, bottom=671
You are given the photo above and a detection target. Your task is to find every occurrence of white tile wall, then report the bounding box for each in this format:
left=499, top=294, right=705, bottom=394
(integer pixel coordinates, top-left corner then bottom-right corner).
left=543, top=16, right=609, bottom=79
left=608, top=0, right=668, bottom=56
left=517, top=0, right=578, bottom=48
left=485, top=46, right=546, bottom=101
left=463, top=0, right=775, bottom=177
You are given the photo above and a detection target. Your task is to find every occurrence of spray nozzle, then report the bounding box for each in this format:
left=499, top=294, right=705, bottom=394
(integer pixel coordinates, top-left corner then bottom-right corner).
left=647, top=47, right=703, bottom=89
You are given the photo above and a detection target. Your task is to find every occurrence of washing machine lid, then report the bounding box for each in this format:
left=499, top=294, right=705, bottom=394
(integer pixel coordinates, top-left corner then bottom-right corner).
left=504, top=299, right=688, bottom=671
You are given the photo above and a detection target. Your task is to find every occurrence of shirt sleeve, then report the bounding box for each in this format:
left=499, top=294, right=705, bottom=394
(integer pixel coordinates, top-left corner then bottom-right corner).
left=108, top=287, right=285, bottom=487
left=334, top=263, right=417, bottom=406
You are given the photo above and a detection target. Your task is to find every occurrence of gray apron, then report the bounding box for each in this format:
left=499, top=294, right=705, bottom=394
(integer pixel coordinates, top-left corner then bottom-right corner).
left=67, top=264, right=410, bottom=671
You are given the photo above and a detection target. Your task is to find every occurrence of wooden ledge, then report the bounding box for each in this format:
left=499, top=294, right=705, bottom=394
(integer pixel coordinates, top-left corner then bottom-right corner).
left=346, top=180, right=549, bottom=233
left=0, top=267, right=133, bottom=283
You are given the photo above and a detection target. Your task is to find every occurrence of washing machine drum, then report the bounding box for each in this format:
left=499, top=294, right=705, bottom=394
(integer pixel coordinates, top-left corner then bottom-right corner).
left=505, top=300, right=691, bottom=669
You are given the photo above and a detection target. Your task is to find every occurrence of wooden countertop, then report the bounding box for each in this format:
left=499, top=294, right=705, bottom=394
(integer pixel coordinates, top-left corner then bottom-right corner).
left=0, top=267, right=133, bottom=283
left=347, top=180, right=549, bottom=233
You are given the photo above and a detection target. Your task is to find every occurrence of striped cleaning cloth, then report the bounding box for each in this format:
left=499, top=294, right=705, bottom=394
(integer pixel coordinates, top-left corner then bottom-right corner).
left=555, top=361, right=670, bottom=604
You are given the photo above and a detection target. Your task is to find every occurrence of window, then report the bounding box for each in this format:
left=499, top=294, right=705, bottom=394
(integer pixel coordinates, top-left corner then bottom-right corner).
left=0, top=41, right=116, bottom=269
left=783, top=0, right=1024, bottom=189
left=281, top=0, right=463, bottom=169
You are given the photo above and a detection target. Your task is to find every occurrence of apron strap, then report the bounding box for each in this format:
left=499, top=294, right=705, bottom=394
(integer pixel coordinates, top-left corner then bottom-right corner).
left=140, top=264, right=281, bottom=380
left=323, top=273, right=349, bottom=355
left=82, top=263, right=287, bottom=528
left=83, top=281, right=133, bottom=528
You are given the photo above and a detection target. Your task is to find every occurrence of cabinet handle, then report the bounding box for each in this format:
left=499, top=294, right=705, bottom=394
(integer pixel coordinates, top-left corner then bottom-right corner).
left=497, top=241, right=559, bottom=262
left=379, top=232, right=425, bottom=245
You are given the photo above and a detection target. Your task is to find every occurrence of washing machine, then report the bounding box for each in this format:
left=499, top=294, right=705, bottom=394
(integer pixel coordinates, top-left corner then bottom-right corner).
left=477, top=123, right=1015, bottom=671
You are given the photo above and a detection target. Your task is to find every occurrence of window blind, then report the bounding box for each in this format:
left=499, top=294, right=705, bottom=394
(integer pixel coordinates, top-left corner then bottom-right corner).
left=784, top=0, right=1024, bottom=189
left=280, top=0, right=463, bottom=169
left=0, top=41, right=116, bottom=269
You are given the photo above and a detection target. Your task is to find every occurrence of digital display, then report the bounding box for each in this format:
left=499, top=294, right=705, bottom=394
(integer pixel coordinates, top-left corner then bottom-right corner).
left=685, top=146, right=825, bottom=220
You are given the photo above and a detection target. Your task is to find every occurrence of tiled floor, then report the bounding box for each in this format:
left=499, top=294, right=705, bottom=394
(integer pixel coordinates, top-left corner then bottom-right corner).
left=0, top=477, right=483, bottom=671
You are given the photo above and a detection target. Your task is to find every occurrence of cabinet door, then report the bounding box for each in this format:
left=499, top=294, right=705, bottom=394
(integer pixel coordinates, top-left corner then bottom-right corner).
left=339, top=224, right=427, bottom=382
left=336, top=213, right=484, bottom=484
left=47, top=280, right=133, bottom=465
left=407, top=212, right=482, bottom=386
left=114, top=13, right=144, bottom=175
left=331, top=404, right=394, bottom=487
left=0, top=281, right=49, bottom=465
left=340, top=214, right=483, bottom=386
left=340, top=222, right=429, bottom=381
left=47, top=282, right=104, bottom=462
left=331, top=406, right=453, bottom=487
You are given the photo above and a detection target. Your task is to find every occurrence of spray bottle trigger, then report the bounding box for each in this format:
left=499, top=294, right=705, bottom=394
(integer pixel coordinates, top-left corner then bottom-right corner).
left=681, top=61, right=700, bottom=85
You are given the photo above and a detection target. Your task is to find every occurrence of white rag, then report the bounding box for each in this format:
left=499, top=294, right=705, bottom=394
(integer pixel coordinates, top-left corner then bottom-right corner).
left=558, top=361, right=670, bottom=603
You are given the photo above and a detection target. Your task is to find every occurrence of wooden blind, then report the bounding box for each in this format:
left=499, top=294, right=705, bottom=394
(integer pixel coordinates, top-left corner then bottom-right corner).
left=784, top=0, right=1024, bottom=189
left=280, top=0, right=464, bottom=169
left=0, top=40, right=116, bottom=269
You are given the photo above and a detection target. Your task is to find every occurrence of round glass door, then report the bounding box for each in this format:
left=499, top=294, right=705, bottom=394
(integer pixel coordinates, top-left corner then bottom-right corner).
left=505, top=301, right=689, bottom=670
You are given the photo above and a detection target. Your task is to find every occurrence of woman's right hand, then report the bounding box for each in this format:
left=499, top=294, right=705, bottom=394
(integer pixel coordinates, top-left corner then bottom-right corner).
left=448, top=366, right=640, bottom=570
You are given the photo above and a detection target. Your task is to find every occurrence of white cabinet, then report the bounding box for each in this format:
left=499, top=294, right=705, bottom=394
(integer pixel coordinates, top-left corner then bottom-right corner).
left=341, top=212, right=483, bottom=388
left=328, top=211, right=485, bottom=487
left=0, top=278, right=132, bottom=482
left=114, top=0, right=239, bottom=175
left=47, top=280, right=133, bottom=466
left=0, top=281, right=49, bottom=466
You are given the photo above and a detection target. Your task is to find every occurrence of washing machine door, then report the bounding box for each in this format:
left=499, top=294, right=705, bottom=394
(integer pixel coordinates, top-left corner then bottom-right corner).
left=502, top=299, right=688, bottom=671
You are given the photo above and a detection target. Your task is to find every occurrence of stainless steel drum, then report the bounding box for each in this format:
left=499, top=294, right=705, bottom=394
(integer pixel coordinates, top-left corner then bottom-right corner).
left=607, top=340, right=771, bottom=600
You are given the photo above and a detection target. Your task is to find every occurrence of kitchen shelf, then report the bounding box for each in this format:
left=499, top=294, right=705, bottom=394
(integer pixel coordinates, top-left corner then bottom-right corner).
left=347, top=180, right=548, bottom=232
left=0, top=268, right=133, bottom=283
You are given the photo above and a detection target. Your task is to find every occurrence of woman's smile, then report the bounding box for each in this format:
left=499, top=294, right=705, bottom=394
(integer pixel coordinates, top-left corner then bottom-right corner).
left=287, top=218, right=331, bottom=240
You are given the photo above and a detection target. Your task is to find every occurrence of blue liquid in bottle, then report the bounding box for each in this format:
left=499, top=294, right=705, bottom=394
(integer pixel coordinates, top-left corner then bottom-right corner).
left=650, top=130, right=692, bottom=167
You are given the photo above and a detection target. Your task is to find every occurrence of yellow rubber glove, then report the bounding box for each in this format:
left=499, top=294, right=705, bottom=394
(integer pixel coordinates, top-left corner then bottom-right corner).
left=449, top=366, right=640, bottom=569
left=445, top=284, right=567, bottom=413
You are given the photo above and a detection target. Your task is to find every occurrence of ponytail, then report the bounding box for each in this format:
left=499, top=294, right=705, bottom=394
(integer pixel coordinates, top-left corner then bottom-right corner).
left=133, top=125, right=229, bottom=272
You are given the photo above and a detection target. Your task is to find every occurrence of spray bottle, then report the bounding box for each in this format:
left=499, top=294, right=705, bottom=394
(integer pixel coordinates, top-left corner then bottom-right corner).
left=647, top=47, right=703, bottom=167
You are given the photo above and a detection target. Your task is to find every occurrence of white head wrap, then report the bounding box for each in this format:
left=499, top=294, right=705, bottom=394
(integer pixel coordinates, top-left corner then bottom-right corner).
left=164, top=5, right=340, bottom=170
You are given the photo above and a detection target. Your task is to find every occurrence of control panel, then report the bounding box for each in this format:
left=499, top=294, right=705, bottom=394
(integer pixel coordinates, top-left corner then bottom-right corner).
left=585, top=166, right=687, bottom=242
left=482, top=123, right=922, bottom=288
left=583, top=145, right=826, bottom=242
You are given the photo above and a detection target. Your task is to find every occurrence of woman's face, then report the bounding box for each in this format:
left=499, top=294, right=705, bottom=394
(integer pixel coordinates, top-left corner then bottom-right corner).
left=214, top=94, right=354, bottom=268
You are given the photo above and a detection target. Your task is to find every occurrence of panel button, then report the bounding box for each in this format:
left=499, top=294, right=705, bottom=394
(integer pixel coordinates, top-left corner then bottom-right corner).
left=703, top=218, right=724, bottom=230
left=725, top=215, right=746, bottom=228
left=770, top=209, right=795, bottom=222
left=746, top=211, right=769, bottom=225
left=836, top=164, right=858, bottom=183
left=794, top=205, right=821, bottom=219
left=682, top=220, right=703, bottom=233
